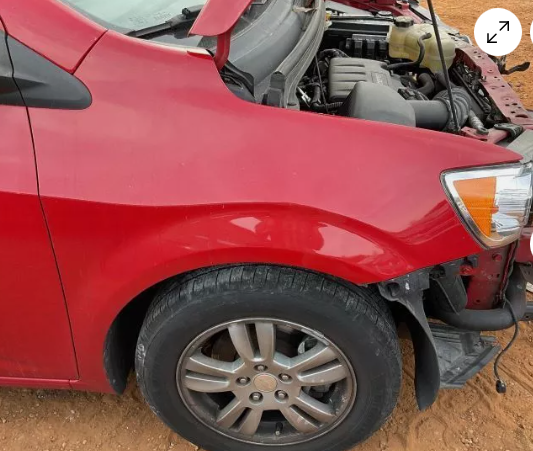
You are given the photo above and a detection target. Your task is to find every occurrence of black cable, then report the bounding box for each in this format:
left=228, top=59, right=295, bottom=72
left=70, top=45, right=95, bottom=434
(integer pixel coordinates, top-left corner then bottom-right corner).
left=387, top=32, right=432, bottom=71
left=315, top=56, right=329, bottom=114
left=311, top=102, right=344, bottom=112
left=311, top=85, right=322, bottom=105
left=318, top=49, right=349, bottom=60
left=426, top=0, right=460, bottom=133
left=493, top=296, right=520, bottom=394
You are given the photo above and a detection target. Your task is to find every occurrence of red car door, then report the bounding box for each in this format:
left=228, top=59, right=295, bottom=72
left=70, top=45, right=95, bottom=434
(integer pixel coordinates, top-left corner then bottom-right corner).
left=0, top=19, right=77, bottom=382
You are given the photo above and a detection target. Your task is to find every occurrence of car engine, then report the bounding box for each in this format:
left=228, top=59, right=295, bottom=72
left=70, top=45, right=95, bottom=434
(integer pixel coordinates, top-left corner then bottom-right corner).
left=217, top=0, right=532, bottom=141
left=291, top=1, right=533, bottom=139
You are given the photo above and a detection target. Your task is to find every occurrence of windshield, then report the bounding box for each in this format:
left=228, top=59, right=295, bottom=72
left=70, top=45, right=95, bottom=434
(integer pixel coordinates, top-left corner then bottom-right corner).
left=59, top=0, right=208, bottom=32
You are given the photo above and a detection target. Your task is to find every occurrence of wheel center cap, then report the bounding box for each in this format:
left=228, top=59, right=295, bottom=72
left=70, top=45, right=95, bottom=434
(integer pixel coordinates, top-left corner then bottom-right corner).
left=253, top=374, right=278, bottom=393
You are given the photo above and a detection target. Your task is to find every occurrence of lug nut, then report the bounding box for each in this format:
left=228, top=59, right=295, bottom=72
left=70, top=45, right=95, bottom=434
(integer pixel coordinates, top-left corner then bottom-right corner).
left=250, top=392, right=263, bottom=403
left=237, top=377, right=249, bottom=386
left=276, top=391, right=288, bottom=401
left=279, top=374, right=291, bottom=382
left=255, top=365, right=267, bottom=372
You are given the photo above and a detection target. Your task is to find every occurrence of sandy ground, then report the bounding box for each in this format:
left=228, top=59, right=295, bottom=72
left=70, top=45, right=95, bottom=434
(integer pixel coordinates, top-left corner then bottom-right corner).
left=433, top=0, right=533, bottom=109
left=1, top=324, right=532, bottom=451
left=1, top=1, right=533, bottom=451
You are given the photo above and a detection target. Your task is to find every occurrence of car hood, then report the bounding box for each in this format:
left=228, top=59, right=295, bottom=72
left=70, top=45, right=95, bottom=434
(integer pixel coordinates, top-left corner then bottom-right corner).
left=191, top=0, right=398, bottom=36
left=190, top=0, right=254, bottom=37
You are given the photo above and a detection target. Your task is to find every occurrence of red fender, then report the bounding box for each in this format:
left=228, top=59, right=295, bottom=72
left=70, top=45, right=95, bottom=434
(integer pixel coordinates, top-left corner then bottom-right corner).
left=0, top=0, right=105, bottom=72
left=16, top=29, right=519, bottom=390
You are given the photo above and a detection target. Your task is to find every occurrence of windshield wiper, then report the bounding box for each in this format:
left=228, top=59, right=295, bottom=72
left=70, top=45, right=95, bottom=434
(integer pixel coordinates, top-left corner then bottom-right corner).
left=127, top=5, right=203, bottom=39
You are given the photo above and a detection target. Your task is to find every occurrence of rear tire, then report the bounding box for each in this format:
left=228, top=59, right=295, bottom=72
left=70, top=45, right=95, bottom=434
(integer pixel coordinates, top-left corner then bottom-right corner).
left=136, top=265, right=401, bottom=451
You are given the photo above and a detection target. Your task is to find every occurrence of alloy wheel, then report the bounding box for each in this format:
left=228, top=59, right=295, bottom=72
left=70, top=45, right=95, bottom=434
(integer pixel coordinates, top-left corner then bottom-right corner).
left=176, top=318, right=356, bottom=445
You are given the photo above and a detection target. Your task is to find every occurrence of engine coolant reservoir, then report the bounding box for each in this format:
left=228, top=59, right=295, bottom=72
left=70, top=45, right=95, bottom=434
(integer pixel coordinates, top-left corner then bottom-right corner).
left=388, top=16, right=456, bottom=73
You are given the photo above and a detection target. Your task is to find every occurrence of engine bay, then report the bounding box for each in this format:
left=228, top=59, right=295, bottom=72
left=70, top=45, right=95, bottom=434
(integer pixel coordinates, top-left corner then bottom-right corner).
left=221, top=0, right=533, bottom=144
left=291, top=1, right=533, bottom=141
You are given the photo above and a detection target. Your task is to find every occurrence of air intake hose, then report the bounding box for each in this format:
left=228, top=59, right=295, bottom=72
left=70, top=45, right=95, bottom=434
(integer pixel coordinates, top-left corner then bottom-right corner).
left=434, top=267, right=527, bottom=331
left=408, top=88, right=472, bottom=131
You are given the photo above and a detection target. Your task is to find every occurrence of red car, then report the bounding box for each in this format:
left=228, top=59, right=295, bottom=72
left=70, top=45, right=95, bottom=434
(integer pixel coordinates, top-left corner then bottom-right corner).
left=1, top=0, right=532, bottom=450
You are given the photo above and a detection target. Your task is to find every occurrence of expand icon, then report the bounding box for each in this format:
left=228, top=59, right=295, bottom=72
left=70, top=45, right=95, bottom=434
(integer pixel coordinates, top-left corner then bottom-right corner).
left=475, top=8, right=522, bottom=57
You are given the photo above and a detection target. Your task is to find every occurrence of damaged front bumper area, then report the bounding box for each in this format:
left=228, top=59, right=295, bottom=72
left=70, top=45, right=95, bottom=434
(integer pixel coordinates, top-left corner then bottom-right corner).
left=378, top=257, right=530, bottom=410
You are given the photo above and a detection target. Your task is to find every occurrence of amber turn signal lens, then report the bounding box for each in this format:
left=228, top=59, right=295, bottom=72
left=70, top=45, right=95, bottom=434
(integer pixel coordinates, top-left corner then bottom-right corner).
left=442, top=164, right=533, bottom=248
left=453, top=177, right=497, bottom=237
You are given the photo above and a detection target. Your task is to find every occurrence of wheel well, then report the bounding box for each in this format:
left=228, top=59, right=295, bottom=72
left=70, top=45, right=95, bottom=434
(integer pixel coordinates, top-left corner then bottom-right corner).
left=103, top=265, right=229, bottom=392
left=102, top=264, right=407, bottom=394
left=103, top=285, right=158, bottom=393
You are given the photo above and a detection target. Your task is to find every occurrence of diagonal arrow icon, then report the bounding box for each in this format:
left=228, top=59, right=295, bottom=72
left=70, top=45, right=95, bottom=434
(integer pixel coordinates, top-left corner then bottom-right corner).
left=487, top=33, right=498, bottom=43
left=499, top=21, right=510, bottom=31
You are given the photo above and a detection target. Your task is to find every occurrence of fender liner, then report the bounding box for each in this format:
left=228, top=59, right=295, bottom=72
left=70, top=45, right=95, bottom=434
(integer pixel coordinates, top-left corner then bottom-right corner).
left=378, top=269, right=440, bottom=410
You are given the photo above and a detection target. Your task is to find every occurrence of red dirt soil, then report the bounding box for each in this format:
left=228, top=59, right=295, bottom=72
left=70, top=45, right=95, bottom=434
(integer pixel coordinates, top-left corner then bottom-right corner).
left=1, top=324, right=532, bottom=451
left=433, top=0, right=533, bottom=109
left=1, top=1, right=532, bottom=450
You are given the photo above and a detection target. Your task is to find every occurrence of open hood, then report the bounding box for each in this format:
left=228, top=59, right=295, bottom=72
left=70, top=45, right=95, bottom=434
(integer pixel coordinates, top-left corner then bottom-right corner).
left=191, top=0, right=398, bottom=37
left=190, top=0, right=255, bottom=69
left=190, top=0, right=254, bottom=37
left=190, top=0, right=399, bottom=69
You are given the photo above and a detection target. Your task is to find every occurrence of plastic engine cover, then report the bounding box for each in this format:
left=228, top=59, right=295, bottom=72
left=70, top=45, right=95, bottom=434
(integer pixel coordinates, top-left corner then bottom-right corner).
left=328, top=57, right=403, bottom=102
left=338, top=82, right=416, bottom=127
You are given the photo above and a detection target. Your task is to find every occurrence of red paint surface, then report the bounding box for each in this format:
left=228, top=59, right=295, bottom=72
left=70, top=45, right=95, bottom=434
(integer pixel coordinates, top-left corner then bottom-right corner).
left=456, top=46, right=533, bottom=128
left=190, top=0, right=253, bottom=37
left=214, top=31, right=232, bottom=70
left=465, top=248, right=510, bottom=309
left=515, top=230, right=533, bottom=263
left=337, top=0, right=423, bottom=22
left=28, top=31, right=519, bottom=391
left=0, top=0, right=528, bottom=392
left=0, top=105, right=77, bottom=380
left=0, top=0, right=105, bottom=72
left=0, top=377, right=72, bottom=390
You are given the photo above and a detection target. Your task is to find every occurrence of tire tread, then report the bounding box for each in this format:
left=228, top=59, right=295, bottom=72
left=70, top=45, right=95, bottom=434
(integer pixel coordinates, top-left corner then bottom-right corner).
left=137, top=265, right=401, bottom=451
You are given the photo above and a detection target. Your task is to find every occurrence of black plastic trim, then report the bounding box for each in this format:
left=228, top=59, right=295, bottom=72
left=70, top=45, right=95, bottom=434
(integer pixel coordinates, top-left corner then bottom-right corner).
left=5, top=36, right=91, bottom=110
left=378, top=270, right=441, bottom=410
left=435, top=266, right=527, bottom=331
left=264, top=0, right=325, bottom=108
left=523, top=302, right=533, bottom=322
left=0, top=30, right=24, bottom=106
left=431, top=323, right=500, bottom=389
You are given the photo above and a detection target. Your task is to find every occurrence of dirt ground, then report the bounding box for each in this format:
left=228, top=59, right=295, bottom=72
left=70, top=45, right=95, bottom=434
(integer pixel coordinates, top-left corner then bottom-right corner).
left=433, top=0, right=533, bottom=109
left=2, top=2, right=533, bottom=451
left=1, top=324, right=532, bottom=451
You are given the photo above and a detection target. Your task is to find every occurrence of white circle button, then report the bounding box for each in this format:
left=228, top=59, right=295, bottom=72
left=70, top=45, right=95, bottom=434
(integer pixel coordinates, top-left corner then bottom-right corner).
left=474, top=9, right=522, bottom=57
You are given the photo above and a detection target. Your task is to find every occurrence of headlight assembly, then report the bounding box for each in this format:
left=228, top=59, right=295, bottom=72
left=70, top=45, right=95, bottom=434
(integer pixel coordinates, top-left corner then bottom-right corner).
left=442, top=163, right=533, bottom=248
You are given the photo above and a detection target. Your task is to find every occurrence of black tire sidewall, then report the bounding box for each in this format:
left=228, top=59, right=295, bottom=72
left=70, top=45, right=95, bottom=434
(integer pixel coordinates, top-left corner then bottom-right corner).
left=137, top=285, right=400, bottom=451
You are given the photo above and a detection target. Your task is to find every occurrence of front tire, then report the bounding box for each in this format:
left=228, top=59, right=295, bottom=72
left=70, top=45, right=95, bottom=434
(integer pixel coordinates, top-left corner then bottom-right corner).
left=136, top=265, right=401, bottom=451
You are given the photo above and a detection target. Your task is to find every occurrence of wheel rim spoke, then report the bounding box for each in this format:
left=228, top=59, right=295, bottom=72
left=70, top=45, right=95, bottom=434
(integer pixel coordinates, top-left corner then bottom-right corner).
left=255, top=322, right=276, bottom=362
left=294, top=391, right=336, bottom=423
left=216, top=398, right=246, bottom=428
left=290, top=343, right=337, bottom=372
left=186, top=351, right=243, bottom=377
left=178, top=318, right=356, bottom=445
left=236, top=408, right=263, bottom=435
left=298, top=362, right=348, bottom=386
left=228, top=323, right=255, bottom=362
left=184, top=373, right=230, bottom=393
left=281, top=406, right=319, bottom=433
